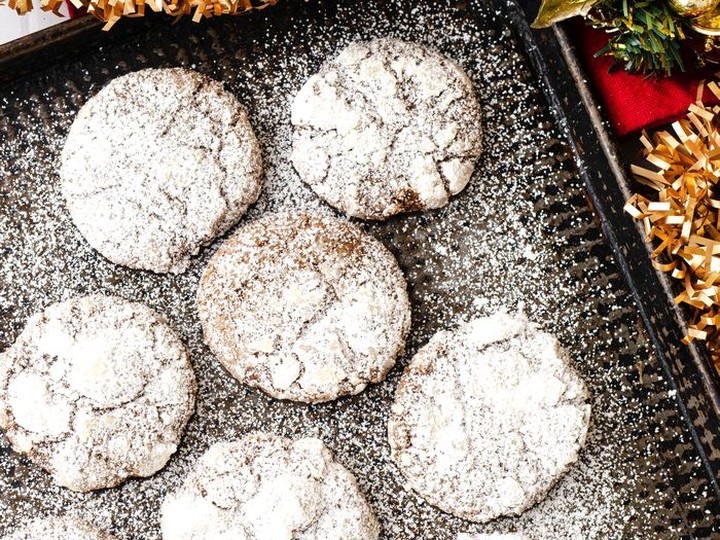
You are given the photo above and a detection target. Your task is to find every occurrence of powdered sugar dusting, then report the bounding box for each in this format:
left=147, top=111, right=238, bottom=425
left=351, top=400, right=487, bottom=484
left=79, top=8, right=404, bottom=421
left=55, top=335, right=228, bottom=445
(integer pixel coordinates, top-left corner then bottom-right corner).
left=60, top=68, right=263, bottom=274
left=388, top=312, right=590, bottom=523
left=0, top=295, right=196, bottom=492
left=0, top=515, right=116, bottom=540
left=197, top=213, right=411, bottom=403
left=0, top=0, right=718, bottom=538
left=291, top=38, right=483, bottom=220
left=457, top=534, right=527, bottom=540
left=160, top=433, right=379, bottom=539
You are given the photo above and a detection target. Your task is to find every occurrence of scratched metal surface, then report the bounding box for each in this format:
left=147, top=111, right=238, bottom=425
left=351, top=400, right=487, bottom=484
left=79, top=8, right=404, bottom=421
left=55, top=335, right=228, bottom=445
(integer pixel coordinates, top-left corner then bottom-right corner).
left=0, top=0, right=719, bottom=538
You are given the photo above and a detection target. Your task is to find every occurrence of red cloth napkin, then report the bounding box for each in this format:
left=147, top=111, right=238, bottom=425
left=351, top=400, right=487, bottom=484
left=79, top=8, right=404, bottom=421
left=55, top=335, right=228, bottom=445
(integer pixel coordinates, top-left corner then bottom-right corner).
left=572, top=22, right=719, bottom=136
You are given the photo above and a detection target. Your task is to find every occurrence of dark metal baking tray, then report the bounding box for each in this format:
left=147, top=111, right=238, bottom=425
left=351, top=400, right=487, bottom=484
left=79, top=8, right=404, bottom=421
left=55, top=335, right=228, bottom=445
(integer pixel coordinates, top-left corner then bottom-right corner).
left=1, top=0, right=719, bottom=537
left=520, top=0, right=720, bottom=502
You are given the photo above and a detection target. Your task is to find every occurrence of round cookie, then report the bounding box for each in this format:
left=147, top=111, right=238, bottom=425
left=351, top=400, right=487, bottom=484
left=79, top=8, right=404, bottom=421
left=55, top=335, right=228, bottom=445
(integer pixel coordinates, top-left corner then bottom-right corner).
left=161, top=432, right=379, bottom=540
left=388, top=311, right=590, bottom=523
left=0, top=295, right=196, bottom=492
left=60, top=67, right=263, bottom=274
left=2, top=516, right=116, bottom=540
left=291, top=38, right=483, bottom=220
left=197, top=212, right=411, bottom=403
left=457, top=535, right=528, bottom=540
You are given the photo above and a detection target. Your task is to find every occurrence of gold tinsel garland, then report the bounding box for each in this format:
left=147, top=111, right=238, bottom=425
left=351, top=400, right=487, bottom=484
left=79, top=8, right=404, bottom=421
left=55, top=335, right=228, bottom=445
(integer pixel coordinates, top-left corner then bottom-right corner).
left=3, top=0, right=276, bottom=29
left=625, top=80, right=720, bottom=367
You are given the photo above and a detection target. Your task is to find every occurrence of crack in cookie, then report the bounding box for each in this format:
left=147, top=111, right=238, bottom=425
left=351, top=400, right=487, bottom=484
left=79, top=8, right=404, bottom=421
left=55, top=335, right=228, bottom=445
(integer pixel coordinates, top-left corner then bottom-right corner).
left=0, top=295, right=196, bottom=492
left=59, top=68, right=263, bottom=274
left=388, top=311, right=591, bottom=523
left=291, top=38, right=483, bottom=220
left=161, top=433, right=379, bottom=540
left=197, top=213, right=411, bottom=403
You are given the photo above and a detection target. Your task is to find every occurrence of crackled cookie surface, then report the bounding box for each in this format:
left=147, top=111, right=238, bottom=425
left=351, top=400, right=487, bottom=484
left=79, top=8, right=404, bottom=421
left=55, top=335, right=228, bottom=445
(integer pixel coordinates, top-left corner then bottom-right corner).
left=388, top=312, right=590, bottom=522
left=197, top=212, right=411, bottom=403
left=161, top=433, right=379, bottom=540
left=291, top=38, right=483, bottom=220
left=457, top=534, right=528, bottom=540
left=0, top=295, right=196, bottom=491
left=60, top=67, right=263, bottom=274
left=2, top=516, right=117, bottom=540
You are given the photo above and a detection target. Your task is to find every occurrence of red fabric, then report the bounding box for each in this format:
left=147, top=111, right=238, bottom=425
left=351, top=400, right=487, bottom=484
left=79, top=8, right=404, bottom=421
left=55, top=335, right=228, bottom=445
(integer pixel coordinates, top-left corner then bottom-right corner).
left=572, top=22, right=719, bottom=136
left=65, top=0, right=86, bottom=18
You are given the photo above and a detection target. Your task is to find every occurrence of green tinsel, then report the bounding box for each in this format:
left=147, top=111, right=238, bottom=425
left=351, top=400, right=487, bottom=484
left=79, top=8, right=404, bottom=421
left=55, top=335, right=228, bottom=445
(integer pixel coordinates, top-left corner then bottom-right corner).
left=589, top=0, right=688, bottom=76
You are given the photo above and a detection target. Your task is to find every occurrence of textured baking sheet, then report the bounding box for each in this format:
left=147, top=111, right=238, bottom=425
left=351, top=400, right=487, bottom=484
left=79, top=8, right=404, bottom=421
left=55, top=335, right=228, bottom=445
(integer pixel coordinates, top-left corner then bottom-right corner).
left=0, top=0, right=719, bottom=538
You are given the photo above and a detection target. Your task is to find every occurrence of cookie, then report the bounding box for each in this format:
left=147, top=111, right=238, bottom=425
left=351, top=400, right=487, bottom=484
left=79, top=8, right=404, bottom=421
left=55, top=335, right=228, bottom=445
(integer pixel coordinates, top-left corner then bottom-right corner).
left=161, top=432, right=379, bottom=540
left=388, top=311, right=591, bottom=522
left=291, top=38, right=483, bottom=220
left=2, top=516, right=116, bottom=540
left=60, top=67, right=263, bottom=274
left=457, top=534, right=528, bottom=540
left=197, top=212, right=411, bottom=403
left=0, top=295, right=196, bottom=491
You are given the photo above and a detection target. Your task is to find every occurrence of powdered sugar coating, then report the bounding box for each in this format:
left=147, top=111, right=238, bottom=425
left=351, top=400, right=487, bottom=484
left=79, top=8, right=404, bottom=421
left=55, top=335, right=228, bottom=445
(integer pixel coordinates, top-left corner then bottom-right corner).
left=0, top=295, right=196, bottom=492
left=291, top=38, right=483, bottom=220
left=197, top=212, right=411, bottom=403
left=388, top=312, right=591, bottom=523
left=0, top=0, right=707, bottom=537
left=1, top=516, right=116, bottom=540
left=60, top=67, right=263, bottom=274
left=457, top=534, right=528, bottom=540
left=161, top=432, right=379, bottom=540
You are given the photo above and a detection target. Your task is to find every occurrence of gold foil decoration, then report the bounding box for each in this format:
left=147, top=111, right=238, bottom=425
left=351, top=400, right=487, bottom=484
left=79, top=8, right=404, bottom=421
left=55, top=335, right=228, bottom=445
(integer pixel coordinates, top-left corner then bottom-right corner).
left=3, top=0, right=276, bottom=29
left=626, top=80, right=720, bottom=368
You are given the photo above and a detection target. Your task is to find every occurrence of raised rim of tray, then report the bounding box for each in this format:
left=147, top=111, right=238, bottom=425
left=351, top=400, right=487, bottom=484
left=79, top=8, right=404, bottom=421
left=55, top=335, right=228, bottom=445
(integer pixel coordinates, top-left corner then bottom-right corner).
left=0, top=14, right=158, bottom=84
left=514, top=1, right=720, bottom=499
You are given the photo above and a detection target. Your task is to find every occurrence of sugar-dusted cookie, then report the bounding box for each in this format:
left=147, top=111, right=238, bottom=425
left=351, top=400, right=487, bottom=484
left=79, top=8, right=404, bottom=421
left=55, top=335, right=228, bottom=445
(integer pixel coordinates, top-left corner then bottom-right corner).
left=0, top=295, right=196, bottom=491
left=389, top=311, right=590, bottom=522
left=60, top=68, right=263, bottom=274
left=292, top=38, right=483, bottom=220
left=1, top=516, right=116, bottom=540
left=197, top=212, right=411, bottom=403
left=162, top=432, right=379, bottom=539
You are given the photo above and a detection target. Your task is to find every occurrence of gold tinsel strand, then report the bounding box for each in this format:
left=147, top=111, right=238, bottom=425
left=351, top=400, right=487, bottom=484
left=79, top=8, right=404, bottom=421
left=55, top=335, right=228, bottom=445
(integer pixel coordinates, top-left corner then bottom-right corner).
left=3, top=0, right=276, bottom=29
left=625, top=79, right=720, bottom=369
